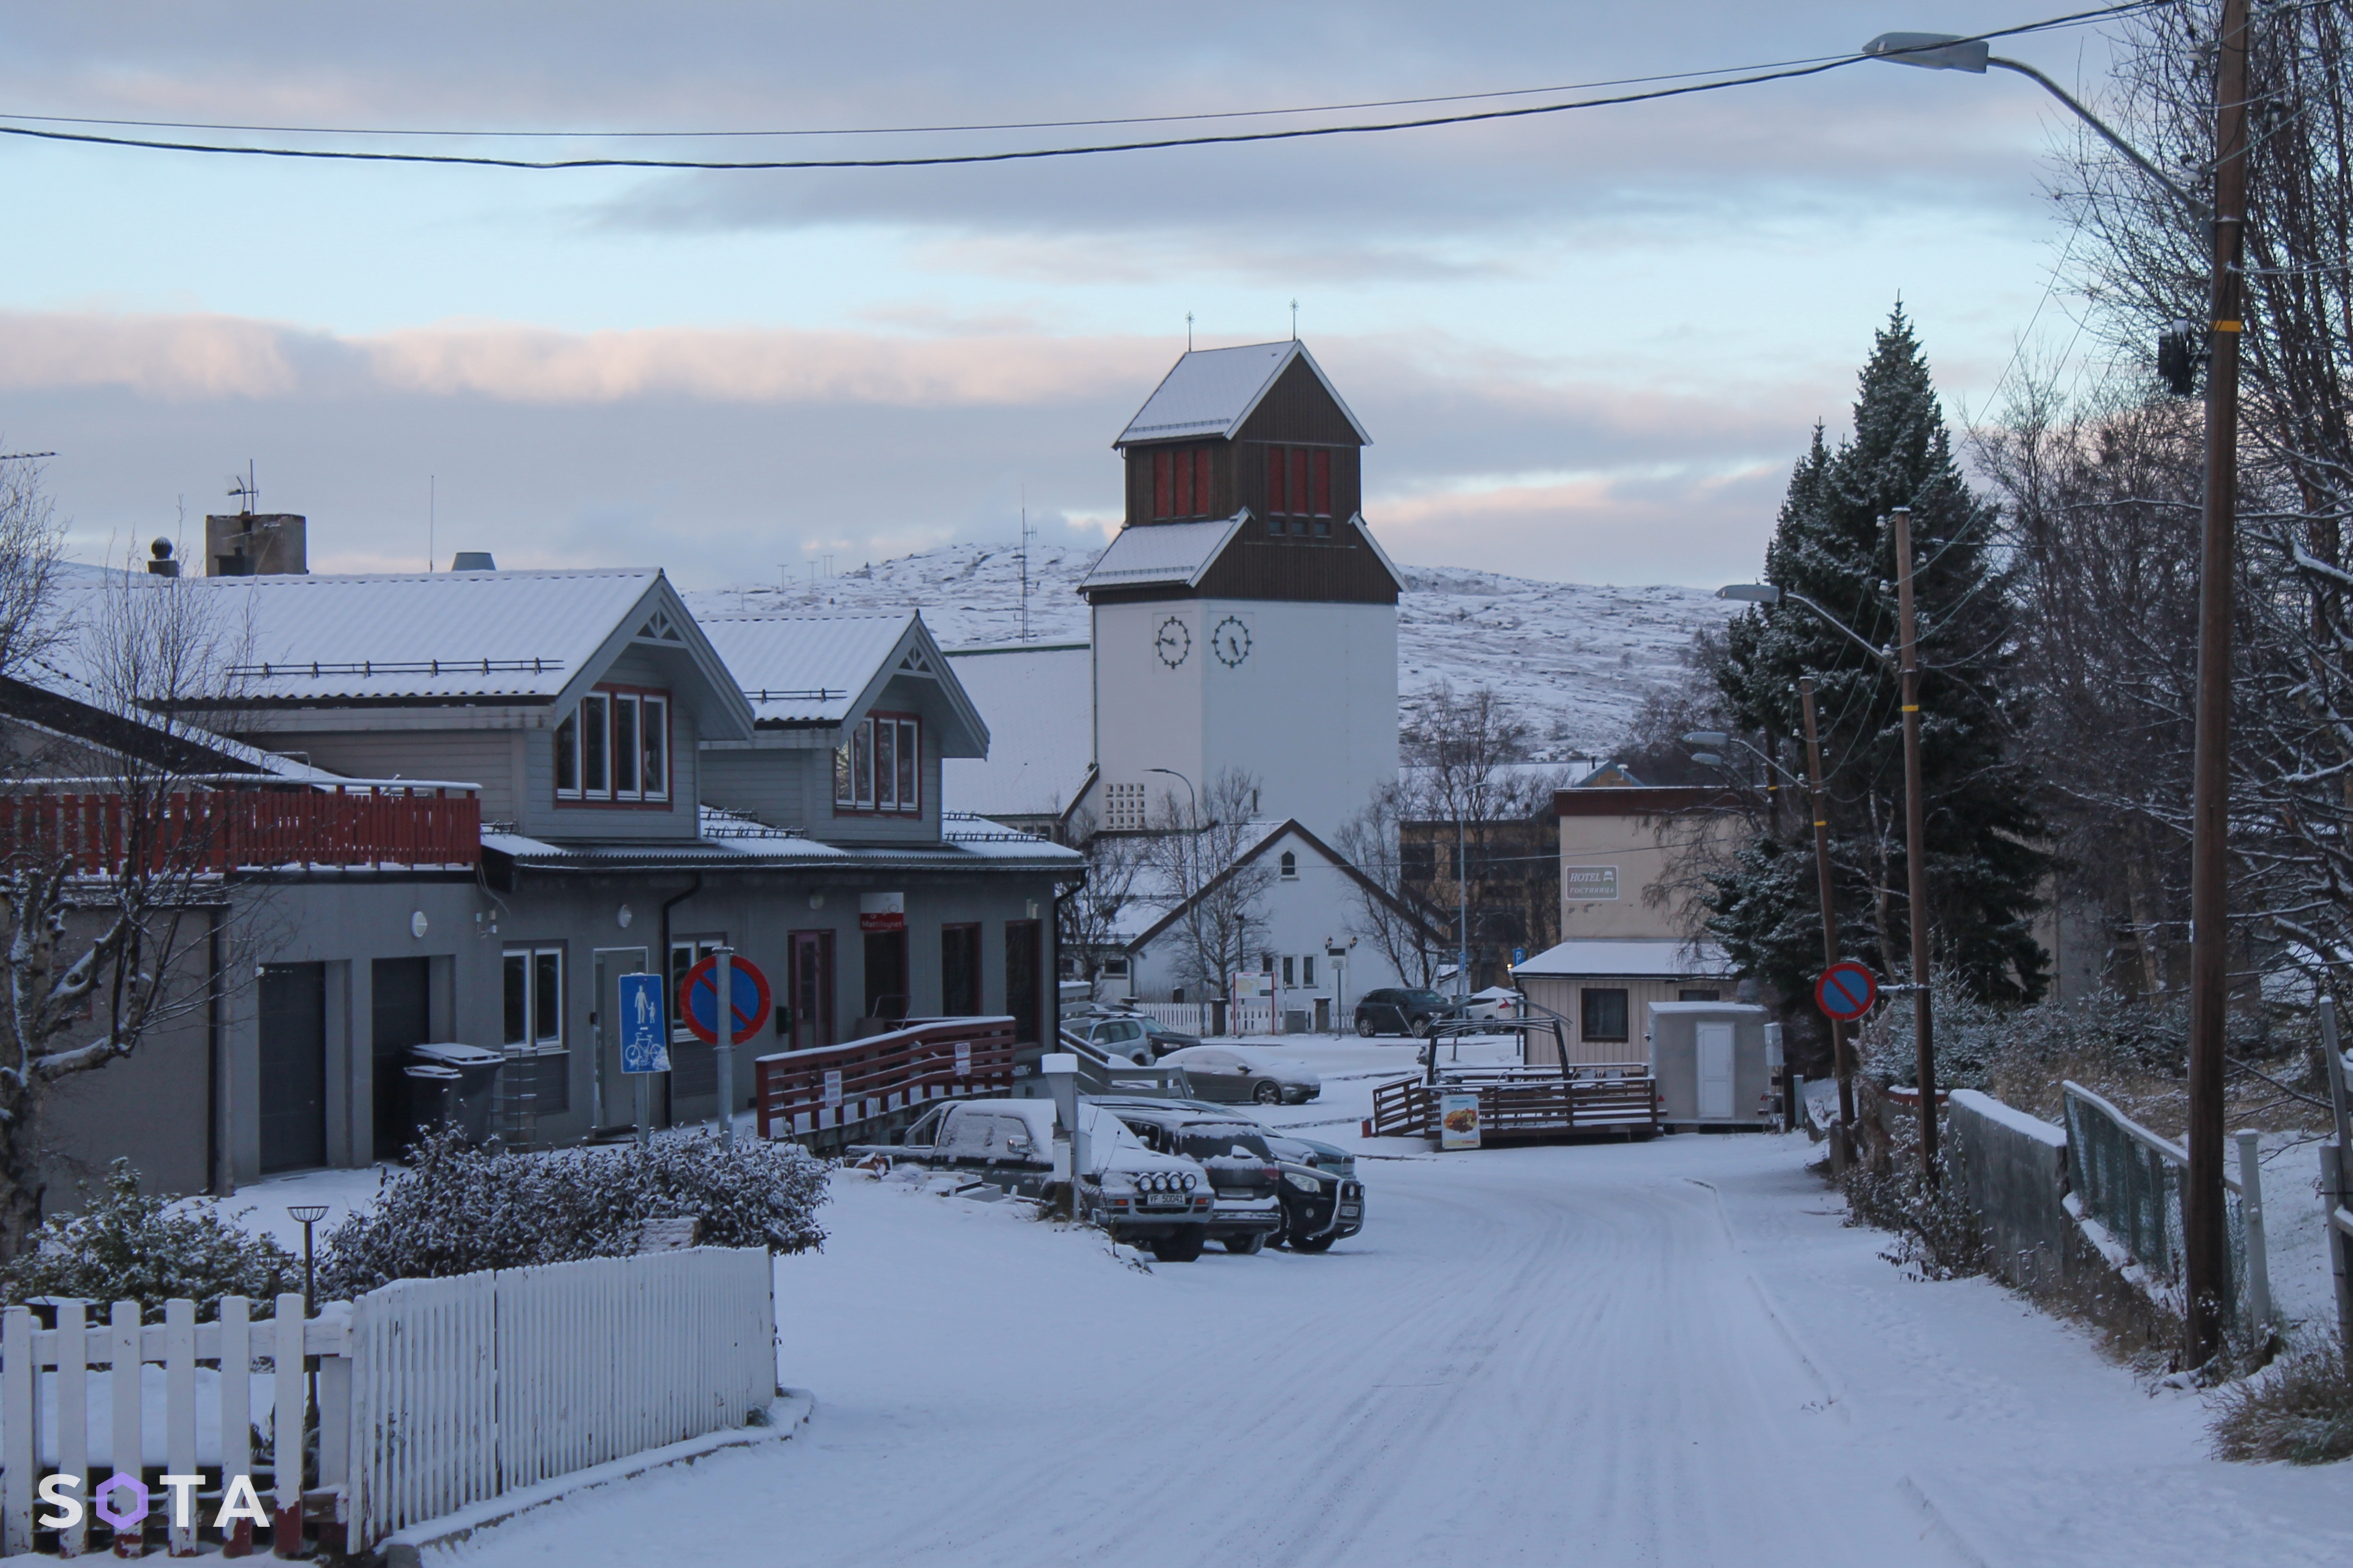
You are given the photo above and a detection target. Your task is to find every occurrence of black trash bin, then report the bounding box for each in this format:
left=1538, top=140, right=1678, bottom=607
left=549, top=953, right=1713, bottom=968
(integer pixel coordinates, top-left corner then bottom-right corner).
left=400, top=1062, right=463, bottom=1153
left=409, top=1042, right=505, bottom=1144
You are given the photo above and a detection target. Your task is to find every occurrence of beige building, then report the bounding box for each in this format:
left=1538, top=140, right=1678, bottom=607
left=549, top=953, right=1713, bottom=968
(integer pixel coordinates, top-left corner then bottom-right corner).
left=1514, top=787, right=1744, bottom=1064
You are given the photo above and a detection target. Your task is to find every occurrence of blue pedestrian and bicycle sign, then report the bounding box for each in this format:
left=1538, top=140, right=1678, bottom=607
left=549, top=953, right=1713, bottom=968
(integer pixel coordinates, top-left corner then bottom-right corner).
left=617, top=972, right=672, bottom=1074
left=1815, top=962, right=1878, bottom=1022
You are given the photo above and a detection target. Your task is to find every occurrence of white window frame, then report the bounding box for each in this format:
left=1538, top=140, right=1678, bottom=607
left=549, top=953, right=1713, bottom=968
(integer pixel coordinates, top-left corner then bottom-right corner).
left=579, top=693, right=611, bottom=800
left=503, top=945, right=565, bottom=1053
left=559, top=686, right=671, bottom=807
left=833, top=714, right=922, bottom=815
left=613, top=693, right=642, bottom=800
left=641, top=694, right=669, bottom=802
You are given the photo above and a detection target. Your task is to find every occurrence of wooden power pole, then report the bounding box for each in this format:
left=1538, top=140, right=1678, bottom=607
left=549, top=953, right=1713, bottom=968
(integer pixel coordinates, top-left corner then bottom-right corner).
left=1799, top=678, right=1855, bottom=1139
left=2185, top=0, right=2255, bottom=1367
left=1892, top=506, right=1938, bottom=1184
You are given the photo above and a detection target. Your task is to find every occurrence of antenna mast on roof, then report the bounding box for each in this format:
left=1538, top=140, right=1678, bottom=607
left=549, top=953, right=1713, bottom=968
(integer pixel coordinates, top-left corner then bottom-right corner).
left=429, top=475, right=435, bottom=571
left=1291, top=298, right=1298, bottom=341
left=1186, top=311, right=1193, bottom=352
left=1017, top=489, right=1033, bottom=643
left=226, top=460, right=258, bottom=516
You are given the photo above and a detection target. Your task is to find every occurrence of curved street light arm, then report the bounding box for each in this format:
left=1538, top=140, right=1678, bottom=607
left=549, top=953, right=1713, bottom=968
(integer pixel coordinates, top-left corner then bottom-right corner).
left=1781, top=590, right=1899, bottom=670
left=1987, top=56, right=2213, bottom=223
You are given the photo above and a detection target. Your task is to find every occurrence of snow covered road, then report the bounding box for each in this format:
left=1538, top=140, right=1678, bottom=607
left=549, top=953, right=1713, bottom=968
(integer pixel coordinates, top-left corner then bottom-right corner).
left=427, top=1057, right=2353, bottom=1568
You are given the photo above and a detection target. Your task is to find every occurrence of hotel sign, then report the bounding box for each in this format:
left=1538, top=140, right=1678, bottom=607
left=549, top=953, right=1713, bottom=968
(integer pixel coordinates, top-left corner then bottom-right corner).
left=1564, top=865, right=1619, bottom=902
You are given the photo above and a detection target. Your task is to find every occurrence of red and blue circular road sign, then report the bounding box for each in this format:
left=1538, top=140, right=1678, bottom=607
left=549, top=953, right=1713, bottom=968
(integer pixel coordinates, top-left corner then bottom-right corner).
left=1815, top=961, right=1878, bottom=1022
left=680, top=954, right=773, bottom=1046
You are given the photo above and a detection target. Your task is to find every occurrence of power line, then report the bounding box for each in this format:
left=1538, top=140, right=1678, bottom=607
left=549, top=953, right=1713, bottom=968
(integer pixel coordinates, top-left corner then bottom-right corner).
left=0, top=4, right=2164, bottom=174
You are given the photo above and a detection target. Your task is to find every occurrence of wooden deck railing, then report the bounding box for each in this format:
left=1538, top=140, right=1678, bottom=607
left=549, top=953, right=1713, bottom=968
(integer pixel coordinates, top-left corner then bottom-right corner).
left=756, top=1017, right=1019, bottom=1144
left=0, top=787, right=480, bottom=873
left=1369, top=1065, right=1660, bottom=1143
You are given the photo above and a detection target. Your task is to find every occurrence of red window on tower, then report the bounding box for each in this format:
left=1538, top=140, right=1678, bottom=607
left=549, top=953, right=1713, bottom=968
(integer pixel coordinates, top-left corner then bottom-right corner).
left=1312, top=449, right=1332, bottom=516
left=1267, top=446, right=1287, bottom=515
left=1288, top=449, right=1309, bottom=517
left=1153, top=450, right=1172, bottom=519
left=1195, top=449, right=1213, bottom=516
left=1173, top=448, right=1194, bottom=516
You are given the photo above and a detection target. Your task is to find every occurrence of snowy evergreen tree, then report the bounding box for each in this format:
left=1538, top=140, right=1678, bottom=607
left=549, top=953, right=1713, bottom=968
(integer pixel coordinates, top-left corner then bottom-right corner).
left=1708, top=307, right=2049, bottom=1005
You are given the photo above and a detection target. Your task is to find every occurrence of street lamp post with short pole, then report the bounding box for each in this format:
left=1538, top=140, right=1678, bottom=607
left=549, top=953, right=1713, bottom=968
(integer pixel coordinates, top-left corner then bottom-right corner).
left=1866, top=0, right=2254, bottom=1359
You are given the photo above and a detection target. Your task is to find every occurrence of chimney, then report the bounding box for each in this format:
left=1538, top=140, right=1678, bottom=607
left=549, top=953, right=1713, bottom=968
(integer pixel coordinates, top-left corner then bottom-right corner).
left=205, top=513, right=307, bottom=576
left=146, top=538, right=181, bottom=578
left=450, top=551, right=497, bottom=571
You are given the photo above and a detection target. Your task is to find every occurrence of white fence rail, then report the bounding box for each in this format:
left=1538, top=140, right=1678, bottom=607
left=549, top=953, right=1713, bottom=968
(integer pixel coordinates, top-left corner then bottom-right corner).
left=1132, top=1002, right=1206, bottom=1033
left=0, top=1291, right=333, bottom=1556
left=347, top=1246, right=773, bottom=1551
left=0, top=1247, right=775, bottom=1556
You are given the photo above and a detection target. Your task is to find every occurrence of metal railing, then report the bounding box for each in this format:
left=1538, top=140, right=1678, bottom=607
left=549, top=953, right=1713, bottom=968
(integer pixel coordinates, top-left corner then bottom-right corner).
left=2061, top=1079, right=2273, bottom=1335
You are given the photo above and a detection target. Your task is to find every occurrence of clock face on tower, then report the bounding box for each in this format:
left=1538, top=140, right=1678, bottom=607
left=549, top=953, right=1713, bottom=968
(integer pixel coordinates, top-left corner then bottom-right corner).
left=1154, top=616, right=1191, bottom=668
left=1212, top=616, right=1252, bottom=668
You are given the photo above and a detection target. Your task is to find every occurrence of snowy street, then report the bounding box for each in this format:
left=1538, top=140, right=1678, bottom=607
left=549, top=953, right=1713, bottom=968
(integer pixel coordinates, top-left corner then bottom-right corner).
left=410, top=1043, right=2352, bottom=1568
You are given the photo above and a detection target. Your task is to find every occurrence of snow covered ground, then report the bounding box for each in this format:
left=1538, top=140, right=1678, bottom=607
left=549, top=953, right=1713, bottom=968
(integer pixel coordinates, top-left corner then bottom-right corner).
left=685, top=544, right=1731, bottom=755
left=353, top=1039, right=2352, bottom=1568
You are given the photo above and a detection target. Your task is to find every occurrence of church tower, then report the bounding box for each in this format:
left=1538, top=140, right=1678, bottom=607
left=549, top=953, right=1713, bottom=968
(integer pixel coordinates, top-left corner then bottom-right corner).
left=1078, top=341, right=1401, bottom=839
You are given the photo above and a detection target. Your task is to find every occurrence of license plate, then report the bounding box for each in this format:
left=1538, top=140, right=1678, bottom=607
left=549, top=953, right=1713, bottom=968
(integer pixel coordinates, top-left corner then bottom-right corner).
left=1144, top=1193, right=1188, bottom=1208
left=1339, top=1204, right=1361, bottom=1218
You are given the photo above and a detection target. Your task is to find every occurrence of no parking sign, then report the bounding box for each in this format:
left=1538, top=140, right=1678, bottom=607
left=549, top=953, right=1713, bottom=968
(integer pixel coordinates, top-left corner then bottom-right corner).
left=1815, top=962, right=1878, bottom=1022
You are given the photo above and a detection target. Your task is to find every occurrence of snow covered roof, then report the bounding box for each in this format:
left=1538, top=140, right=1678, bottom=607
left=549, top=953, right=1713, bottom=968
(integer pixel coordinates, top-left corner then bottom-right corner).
left=1078, top=514, right=1248, bottom=594
left=698, top=613, right=988, bottom=755
left=1512, top=939, right=1731, bottom=979
left=1114, top=340, right=1371, bottom=447
left=940, top=643, right=1093, bottom=819
left=38, top=566, right=756, bottom=741
left=481, top=819, right=1079, bottom=873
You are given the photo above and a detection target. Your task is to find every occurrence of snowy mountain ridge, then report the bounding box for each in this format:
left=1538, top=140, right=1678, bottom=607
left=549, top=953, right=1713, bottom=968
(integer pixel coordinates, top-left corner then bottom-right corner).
left=688, top=541, right=1731, bottom=756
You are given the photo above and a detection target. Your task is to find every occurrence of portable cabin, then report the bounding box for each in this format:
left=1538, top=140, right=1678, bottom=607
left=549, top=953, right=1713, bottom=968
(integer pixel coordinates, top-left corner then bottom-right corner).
left=1646, top=1002, right=1774, bottom=1129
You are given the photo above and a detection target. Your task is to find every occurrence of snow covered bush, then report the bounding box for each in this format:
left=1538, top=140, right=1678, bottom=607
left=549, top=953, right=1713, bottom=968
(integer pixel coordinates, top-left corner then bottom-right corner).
left=0, top=1160, right=296, bottom=1321
left=2211, top=1338, right=2353, bottom=1465
left=319, top=1128, right=828, bottom=1296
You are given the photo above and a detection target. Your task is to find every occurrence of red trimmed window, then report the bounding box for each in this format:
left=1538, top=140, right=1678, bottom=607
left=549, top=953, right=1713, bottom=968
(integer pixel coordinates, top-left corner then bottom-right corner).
left=1265, top=446, right=1333, bottom=535
left=556, top=686, right=670, bottom=805
left=833, top=713, right=921, bottom=815
left=1149, top=446, right=1215, bottom=520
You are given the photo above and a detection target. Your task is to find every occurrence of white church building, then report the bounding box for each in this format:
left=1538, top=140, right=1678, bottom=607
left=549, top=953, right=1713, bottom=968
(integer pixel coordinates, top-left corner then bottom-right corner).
left=943, top=340, right=1437, bottom=1021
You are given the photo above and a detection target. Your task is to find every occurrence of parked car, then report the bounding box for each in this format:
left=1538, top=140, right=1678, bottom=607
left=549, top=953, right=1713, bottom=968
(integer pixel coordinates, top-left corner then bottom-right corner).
left=1068, top=1014, right=1155, bottom=1065
left=1156, top=1045, right=1321, bottom=1105
left=1069, top=1005, right=1201, bottom=1062
left=1099, top=1107, right=1287, bottom=1253
left=1261, top=1132, right=1365, bottom=1252
left=866, top=1098, right=1214, bottom=1261
left=1352, top=987, right=1461, bottom=1038
left=1461, top=986, right=1523, bottom=1022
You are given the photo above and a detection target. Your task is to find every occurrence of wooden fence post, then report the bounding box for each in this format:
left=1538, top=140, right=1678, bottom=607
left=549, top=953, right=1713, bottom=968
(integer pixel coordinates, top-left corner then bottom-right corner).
left=56, top=1298, right=88, bottom=1557
left=220, top=1296, right=253, bottom=1559
left=271, top=1295, right=305, bottom=1557
left=2233, top=1131, right=2275, bottom=1338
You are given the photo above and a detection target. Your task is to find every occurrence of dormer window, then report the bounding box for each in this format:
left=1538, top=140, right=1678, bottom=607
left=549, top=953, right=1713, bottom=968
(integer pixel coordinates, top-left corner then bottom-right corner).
left=1265, top=446, right=1332, bottom=538
left=557, top=685, right=670, bottom=805
left=835, top=713, right=921, bottom=815
left=1279, top=850, right=1298, bottom=879
left=1150, top=445, right=1215, bottom=520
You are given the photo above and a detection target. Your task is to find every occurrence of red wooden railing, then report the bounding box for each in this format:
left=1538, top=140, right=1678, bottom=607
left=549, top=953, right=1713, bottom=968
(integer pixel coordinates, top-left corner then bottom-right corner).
left=756, top=1017, right=1019, bottom=1143
left=0, top=787, right=481, bottom=873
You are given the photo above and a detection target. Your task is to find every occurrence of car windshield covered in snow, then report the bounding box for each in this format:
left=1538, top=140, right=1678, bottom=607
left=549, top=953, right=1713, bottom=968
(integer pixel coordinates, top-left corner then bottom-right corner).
left=1175, top=1124, right=1275, bottom=1165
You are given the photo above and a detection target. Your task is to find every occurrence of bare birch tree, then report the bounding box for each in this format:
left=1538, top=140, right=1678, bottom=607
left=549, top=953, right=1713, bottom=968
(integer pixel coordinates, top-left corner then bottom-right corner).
left=1, top=516, right=255, bottom=1253
left=1145, top=770, right=1272, bottom=1000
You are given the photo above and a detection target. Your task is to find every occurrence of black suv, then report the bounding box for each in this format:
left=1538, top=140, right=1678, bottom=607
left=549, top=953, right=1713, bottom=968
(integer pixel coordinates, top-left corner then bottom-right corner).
left=1353, top=987, right=1460, bottom=1038
left=1100, top=1106, right=1287, bottom=1255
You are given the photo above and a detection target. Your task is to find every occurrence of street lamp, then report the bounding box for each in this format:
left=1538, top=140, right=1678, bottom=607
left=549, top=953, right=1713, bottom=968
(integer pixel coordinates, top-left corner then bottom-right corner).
left=1868, top=7, right=2253, bottom=1365
left=1717, top=584, right=1894, bottom=668
left=1144, top=766, right=1197, bottom=828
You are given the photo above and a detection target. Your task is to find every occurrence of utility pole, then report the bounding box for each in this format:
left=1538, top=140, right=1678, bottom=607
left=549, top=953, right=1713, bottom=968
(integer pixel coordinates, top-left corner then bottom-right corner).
left=1457, top=817, right=1470, bottom=1002
left=2185, top=0, right=2255, bottom=1368
left=1799, top=678, right=1855, bottom=1142
left=1892, top=506, right=1938, bottom=1183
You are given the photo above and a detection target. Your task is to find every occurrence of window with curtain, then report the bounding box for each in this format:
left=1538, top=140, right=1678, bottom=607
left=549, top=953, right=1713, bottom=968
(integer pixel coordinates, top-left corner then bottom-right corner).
left=557, top=685, right=669, bottom=804
left=833, top=714, right=922, bottom=814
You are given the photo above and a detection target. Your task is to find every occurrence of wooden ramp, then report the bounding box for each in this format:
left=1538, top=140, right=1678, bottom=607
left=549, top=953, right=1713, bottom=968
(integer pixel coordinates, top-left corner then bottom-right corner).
left=1369, top=1066, right=1660, bottom=1145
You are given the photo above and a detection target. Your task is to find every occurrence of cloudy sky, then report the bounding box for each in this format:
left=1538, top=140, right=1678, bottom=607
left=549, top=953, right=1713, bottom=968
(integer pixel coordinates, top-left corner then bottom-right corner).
left=0, top=3, right=2128, bottom=588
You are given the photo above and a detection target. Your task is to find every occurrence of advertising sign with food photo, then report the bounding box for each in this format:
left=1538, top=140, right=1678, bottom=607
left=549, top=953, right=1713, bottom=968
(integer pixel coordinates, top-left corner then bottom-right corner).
left=1439, top=1091, right=1482, bottom=1149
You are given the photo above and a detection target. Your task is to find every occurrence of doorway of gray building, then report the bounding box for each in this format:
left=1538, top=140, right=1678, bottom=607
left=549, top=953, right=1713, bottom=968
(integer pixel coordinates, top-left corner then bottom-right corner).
left=593, top=947, right=649, bottom=1134
left=260, top=962, right=327, bottom=1173
left=371, top=957, right=430, bottom=1159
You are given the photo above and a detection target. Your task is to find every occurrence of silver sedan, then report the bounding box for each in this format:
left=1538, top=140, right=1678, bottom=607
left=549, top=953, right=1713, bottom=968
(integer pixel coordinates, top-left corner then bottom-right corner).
left=1159, top=1046, right=1322, bottom=1106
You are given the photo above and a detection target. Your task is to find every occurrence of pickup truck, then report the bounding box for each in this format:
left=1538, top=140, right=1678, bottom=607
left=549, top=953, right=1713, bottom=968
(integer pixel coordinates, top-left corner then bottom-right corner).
left=858, top=1098, right=1217, bottom=1262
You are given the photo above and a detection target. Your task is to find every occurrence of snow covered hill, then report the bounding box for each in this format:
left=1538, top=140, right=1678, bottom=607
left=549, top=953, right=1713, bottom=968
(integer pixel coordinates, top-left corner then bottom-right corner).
left=687, top=542, right=1731, bottom=755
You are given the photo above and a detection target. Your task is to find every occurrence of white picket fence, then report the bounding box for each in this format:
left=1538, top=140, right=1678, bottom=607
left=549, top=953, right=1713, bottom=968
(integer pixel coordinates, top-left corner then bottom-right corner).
left=1, top=1292, right=332, bottom=1555
left=0, top=1247, right=776, bottom=1556
left=1132, top=1002, right=1207, bottom=1033
left=347, top=1247, right=774, bottom=1548
left=1228, top=1001, right=1275, bottom=1035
